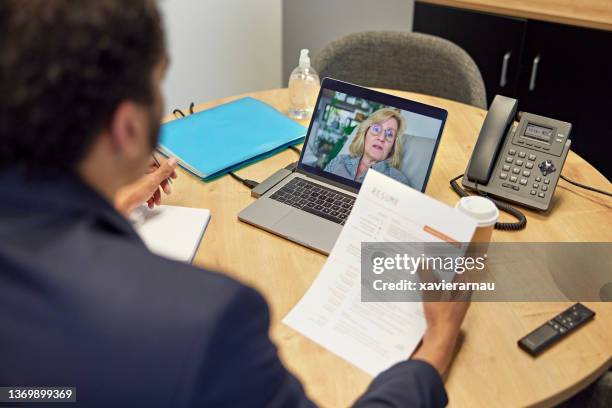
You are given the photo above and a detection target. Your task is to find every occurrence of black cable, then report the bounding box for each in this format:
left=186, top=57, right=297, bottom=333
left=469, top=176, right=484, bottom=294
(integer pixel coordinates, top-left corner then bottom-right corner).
left=228, top=171, right=259, bottom=189
left=560, top=174, right=612, bottom=197
left=228, top=142, right=298, bottom=190
left=172, top=109, right=186, bottom=118
left=450, top=174, right=527, bottom=231
left=189, top=102, right=195, bottom=115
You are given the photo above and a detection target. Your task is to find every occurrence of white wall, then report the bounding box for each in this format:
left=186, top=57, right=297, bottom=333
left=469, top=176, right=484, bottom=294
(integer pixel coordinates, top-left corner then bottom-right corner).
left=282, top=0, right=414, bottom=81
left=159, top=1, right=415, bottom=114
left=159, top=0, right=282, bottom=114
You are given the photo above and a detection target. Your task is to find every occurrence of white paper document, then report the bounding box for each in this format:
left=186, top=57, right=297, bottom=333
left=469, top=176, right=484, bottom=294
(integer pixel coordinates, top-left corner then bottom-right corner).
left=283, top=170, right=477, bottom=376
left=132, top=205, right=210, bottom=263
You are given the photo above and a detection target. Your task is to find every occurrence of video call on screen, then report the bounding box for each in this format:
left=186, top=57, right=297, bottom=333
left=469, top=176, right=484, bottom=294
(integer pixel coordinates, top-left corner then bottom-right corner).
left=302, top=89, right=443, bottom=191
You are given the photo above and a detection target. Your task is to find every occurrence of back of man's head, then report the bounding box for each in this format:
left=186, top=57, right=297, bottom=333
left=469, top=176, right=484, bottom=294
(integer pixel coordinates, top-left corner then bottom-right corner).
left=0, top=0, right=165, bottom=175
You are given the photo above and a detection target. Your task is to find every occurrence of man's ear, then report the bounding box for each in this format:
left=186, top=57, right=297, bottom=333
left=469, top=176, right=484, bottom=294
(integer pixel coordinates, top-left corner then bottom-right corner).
left=108, top=101, right=147, bottom=159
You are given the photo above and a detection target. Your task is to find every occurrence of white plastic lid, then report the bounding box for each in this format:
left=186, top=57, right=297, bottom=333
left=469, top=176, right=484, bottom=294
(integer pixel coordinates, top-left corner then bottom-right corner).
left=299, top=49, right=310, bottom=69
left=455, top=196, right=499, bottom=227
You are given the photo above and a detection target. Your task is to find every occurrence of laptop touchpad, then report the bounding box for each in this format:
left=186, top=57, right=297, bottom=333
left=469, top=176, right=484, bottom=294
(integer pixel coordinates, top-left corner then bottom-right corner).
left=272, top=209, right=341, bottom=253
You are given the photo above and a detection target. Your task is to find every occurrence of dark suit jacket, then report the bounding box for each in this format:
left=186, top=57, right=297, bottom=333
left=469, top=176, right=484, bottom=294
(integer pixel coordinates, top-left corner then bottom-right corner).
left=0, top=170, right=448, bottom=407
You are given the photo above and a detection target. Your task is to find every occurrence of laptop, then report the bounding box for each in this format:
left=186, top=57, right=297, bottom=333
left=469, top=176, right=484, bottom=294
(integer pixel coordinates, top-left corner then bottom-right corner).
left=239, top=78, right=448, bottom=254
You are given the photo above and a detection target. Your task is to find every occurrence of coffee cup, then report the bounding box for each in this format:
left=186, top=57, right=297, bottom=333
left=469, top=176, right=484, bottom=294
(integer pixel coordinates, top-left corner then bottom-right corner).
left=455, top=196, right=499, bottom=244
left=453, top=196, right=499, bottom=299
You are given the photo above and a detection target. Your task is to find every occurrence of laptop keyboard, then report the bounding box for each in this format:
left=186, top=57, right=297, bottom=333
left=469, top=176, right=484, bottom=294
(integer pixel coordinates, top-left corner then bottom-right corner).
left=270, top=177, right=355, bottom=225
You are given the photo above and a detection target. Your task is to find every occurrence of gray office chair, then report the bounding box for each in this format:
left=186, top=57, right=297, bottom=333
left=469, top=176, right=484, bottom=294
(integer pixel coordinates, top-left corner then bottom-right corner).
left=313, top=31, right=487, bottom=109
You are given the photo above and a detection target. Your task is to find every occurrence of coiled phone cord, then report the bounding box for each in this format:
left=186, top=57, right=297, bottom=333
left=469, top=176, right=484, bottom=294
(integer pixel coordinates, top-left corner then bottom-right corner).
left=450, top=174, right=527, bottom=231
left=451, top=171, right=612, bottom=231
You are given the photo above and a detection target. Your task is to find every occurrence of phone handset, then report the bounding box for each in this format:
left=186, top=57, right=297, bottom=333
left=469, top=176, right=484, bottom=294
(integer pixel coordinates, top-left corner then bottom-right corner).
left=466, top=95, right=518, bottom=184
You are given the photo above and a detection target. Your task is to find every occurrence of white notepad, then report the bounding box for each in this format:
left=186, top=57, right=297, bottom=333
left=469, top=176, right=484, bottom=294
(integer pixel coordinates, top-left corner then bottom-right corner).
left=131, top=205, right=211, bottom=263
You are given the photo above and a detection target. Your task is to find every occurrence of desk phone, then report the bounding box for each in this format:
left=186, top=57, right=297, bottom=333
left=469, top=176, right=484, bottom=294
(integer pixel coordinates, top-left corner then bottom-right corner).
left=462, top=95, right=571, bottom=211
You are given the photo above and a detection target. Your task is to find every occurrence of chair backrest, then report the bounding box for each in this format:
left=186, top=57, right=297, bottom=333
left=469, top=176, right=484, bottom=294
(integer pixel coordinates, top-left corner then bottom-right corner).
left=313, top=31, right=487, bottom=109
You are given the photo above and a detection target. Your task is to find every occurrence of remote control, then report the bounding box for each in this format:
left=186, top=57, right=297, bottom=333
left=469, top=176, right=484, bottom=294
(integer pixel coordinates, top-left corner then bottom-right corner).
left=518, top=303, right=595, bottom=356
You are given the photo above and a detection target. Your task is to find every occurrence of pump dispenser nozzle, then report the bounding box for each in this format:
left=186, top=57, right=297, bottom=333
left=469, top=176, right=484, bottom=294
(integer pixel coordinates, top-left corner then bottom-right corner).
left=299, top=49, right=311, bottom=69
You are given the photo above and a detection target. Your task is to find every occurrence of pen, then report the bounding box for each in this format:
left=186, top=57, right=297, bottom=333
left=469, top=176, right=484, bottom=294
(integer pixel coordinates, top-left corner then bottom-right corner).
left=151, top=151, right=173, bottom=185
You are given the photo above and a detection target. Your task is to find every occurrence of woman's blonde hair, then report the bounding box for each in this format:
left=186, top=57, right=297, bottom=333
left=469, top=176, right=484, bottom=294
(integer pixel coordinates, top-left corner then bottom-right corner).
left=348, top=107, right=406, bottom=169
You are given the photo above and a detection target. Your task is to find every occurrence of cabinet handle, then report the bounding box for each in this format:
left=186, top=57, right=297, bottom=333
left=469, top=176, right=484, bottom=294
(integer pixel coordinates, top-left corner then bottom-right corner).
left=499, top=51, right=511, bottom=87
left=529, top=54, right=541, bottom=91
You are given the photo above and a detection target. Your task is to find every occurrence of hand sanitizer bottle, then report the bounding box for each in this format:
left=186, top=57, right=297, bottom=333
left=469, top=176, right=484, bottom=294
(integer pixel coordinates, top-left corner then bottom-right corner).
left=288, top=49, right=320, bottom=120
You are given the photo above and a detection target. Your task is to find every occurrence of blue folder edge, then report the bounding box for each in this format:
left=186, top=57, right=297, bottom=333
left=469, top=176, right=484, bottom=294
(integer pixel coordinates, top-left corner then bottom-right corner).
left=158, top=97, right=306, bottom=181
left=157, top=138, right=304, bottom=182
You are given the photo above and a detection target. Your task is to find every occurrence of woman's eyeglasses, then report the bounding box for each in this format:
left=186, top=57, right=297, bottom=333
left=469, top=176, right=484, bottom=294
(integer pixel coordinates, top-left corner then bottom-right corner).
left=369, top=123, right=396, bottom=141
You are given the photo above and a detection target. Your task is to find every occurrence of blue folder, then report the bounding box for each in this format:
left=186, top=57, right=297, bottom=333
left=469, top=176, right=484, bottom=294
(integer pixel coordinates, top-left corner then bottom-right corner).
left=158, top=97, right=306, bottom=180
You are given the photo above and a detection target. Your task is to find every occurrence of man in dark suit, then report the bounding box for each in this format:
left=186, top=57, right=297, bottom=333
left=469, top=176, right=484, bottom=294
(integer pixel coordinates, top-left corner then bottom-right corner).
left=0, top=1, right=469, bottom=406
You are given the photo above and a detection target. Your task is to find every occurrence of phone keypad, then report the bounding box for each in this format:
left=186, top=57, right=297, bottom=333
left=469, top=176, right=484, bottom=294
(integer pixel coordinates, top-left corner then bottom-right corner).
left=499, top=149, right=553, bottom=200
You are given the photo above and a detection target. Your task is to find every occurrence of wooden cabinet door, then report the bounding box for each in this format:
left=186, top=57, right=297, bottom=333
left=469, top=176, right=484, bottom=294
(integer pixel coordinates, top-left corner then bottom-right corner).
left=518, top=21, right=612, bottom=178
left=414, top=2, right=526, bottom=107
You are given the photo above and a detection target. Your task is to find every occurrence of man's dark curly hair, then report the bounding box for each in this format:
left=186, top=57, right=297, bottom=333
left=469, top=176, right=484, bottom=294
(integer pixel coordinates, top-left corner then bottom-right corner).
left=0, top=0, right=165, bottom=174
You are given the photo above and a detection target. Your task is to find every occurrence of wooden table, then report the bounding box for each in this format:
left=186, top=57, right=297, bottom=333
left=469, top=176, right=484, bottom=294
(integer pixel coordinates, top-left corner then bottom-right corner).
left=163, top=88, right=612, bottom=408
left=417, top=0, right=612, bottom=31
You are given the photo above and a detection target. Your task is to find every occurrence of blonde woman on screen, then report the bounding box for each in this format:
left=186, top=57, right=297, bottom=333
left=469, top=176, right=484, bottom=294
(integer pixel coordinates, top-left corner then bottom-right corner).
left=324, top=107, right=410, bottom=185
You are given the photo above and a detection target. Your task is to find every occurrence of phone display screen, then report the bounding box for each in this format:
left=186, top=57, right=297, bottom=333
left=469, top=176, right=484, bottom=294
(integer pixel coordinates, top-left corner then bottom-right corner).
left=523, top=123, right=554, bottom=144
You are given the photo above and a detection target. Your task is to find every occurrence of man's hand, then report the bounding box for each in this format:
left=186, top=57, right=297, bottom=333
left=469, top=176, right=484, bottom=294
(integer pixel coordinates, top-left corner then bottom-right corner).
left=114, top=156, right=179, bottom=216
left=411, top=301, right=470, bottom=377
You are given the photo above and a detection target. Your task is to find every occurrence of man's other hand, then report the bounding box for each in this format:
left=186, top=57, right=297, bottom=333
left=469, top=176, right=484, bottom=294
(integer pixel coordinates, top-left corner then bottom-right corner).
left=411, top=301, right=470, bottom=377
left=114, top=156, right=179, bottom=216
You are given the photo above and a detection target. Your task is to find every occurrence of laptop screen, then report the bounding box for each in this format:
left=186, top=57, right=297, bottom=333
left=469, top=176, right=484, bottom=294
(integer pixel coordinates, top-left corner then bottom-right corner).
left=298, top=79, right=447, bottom=193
